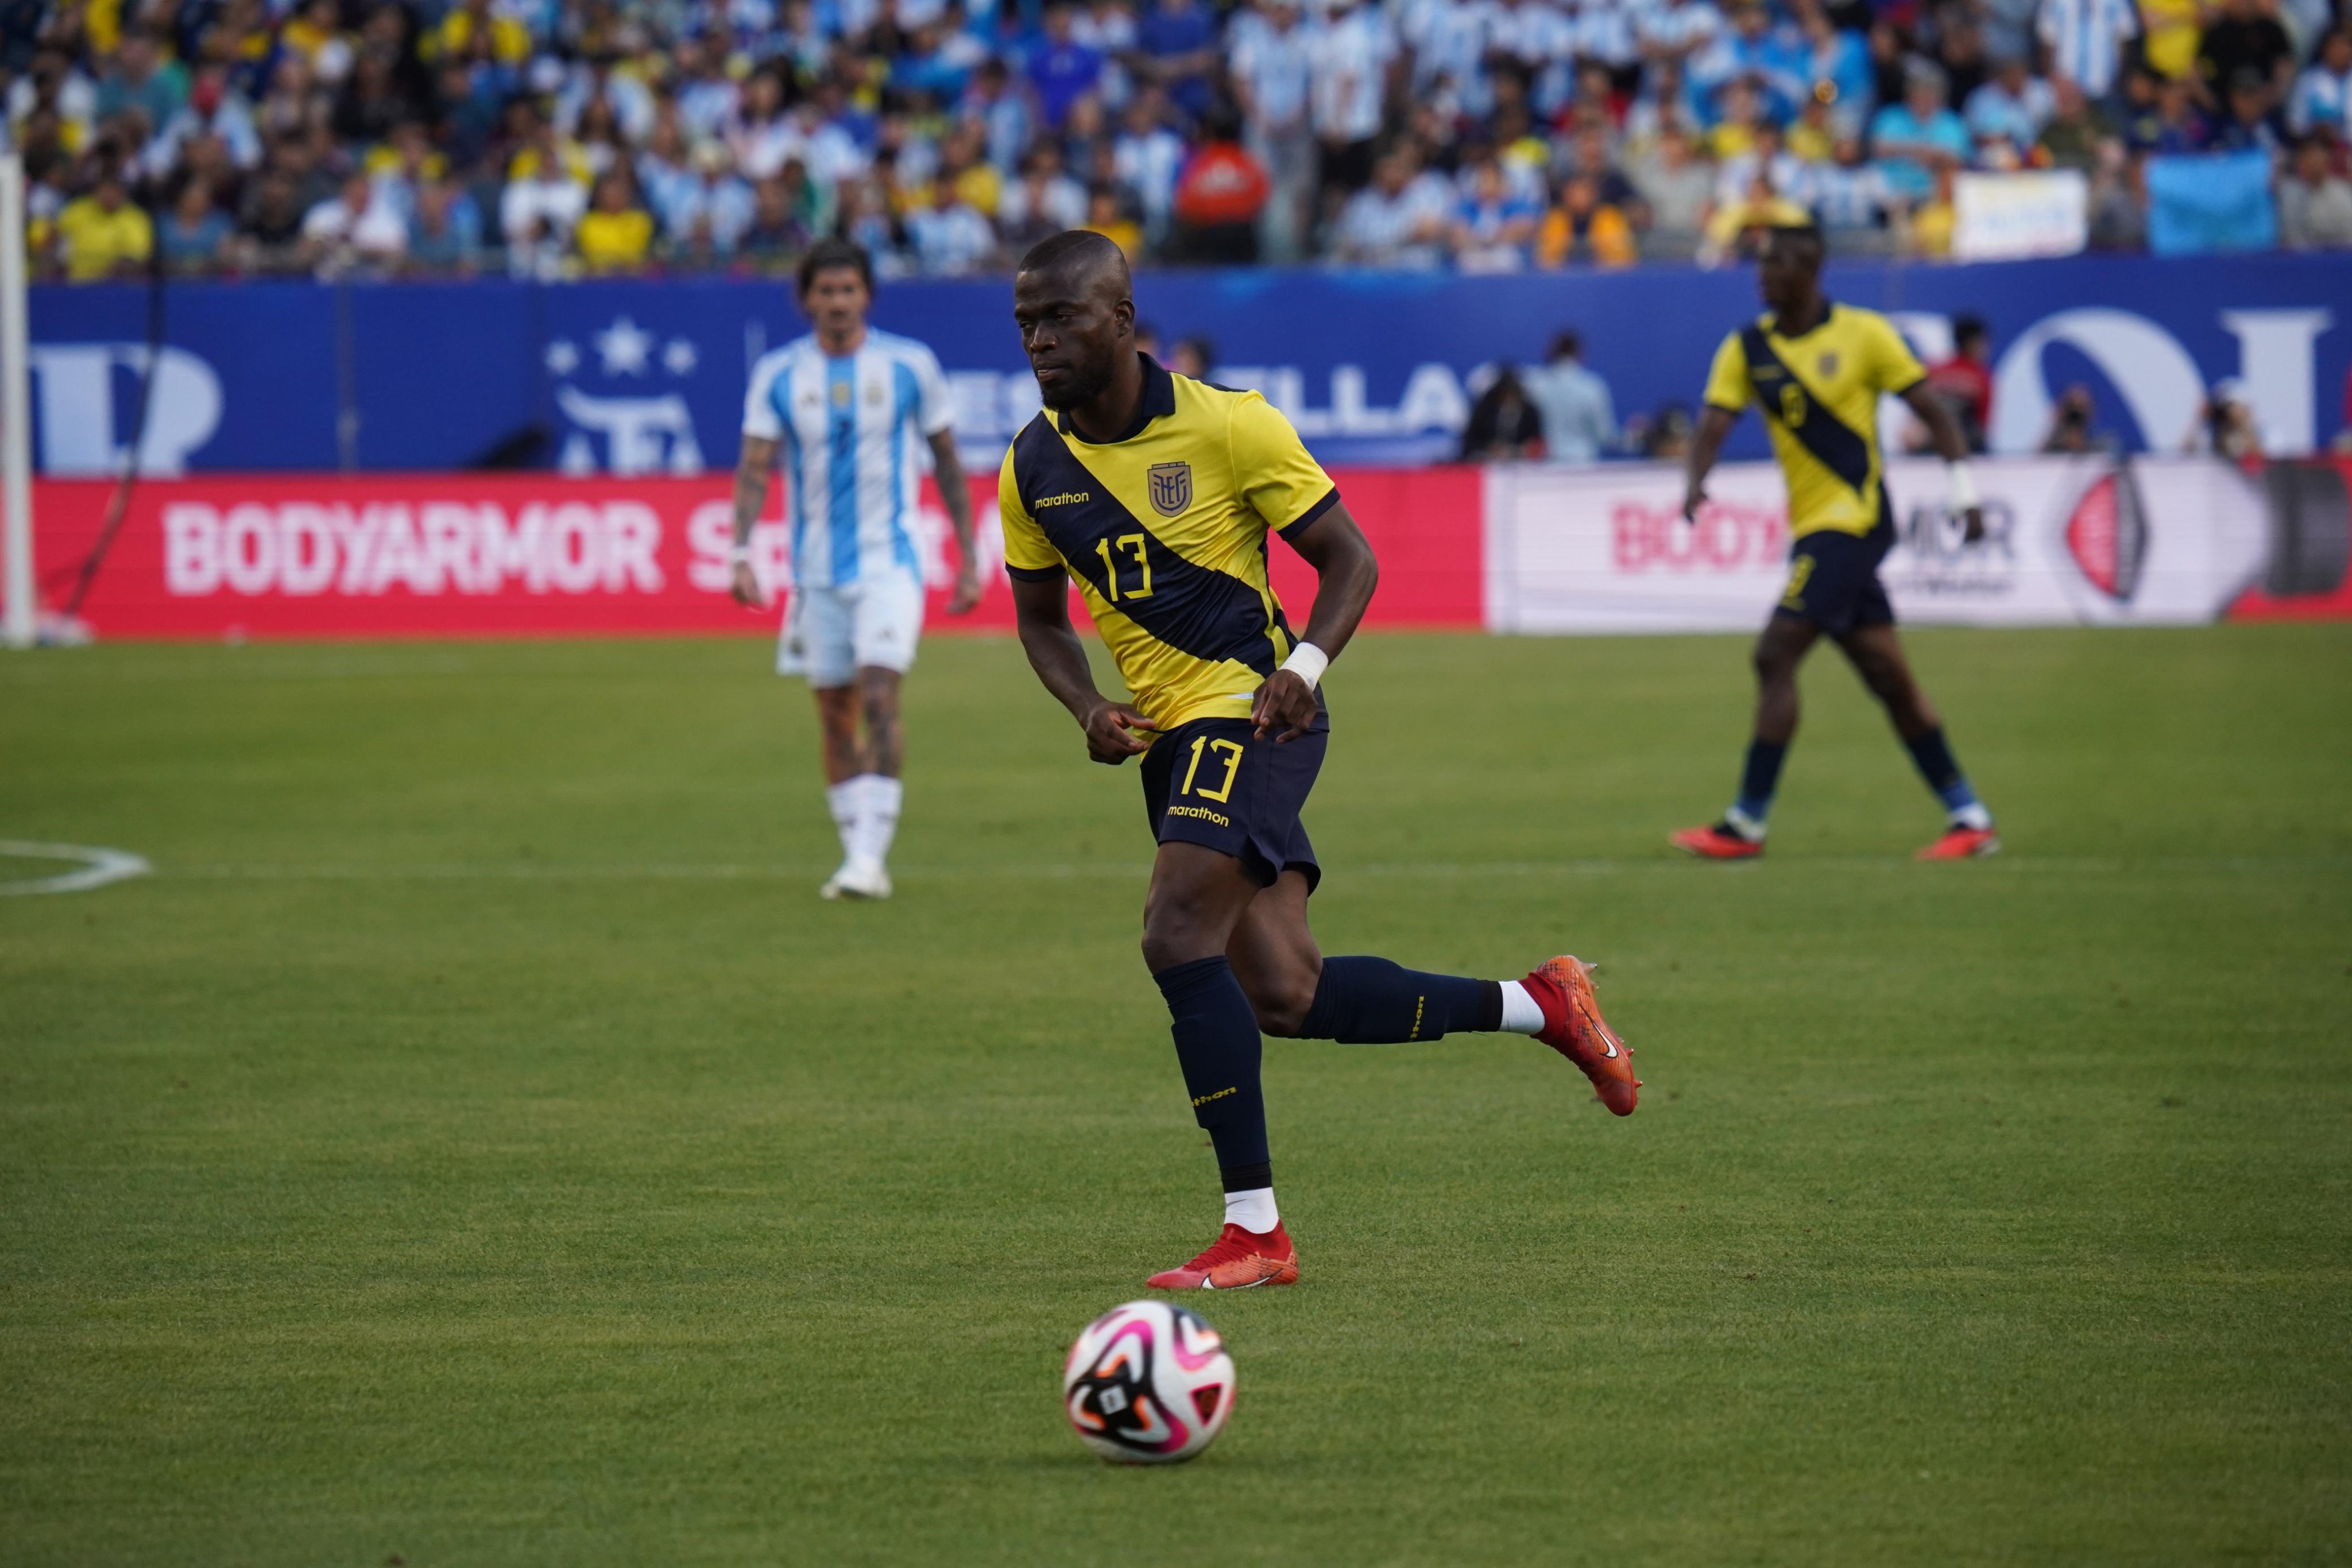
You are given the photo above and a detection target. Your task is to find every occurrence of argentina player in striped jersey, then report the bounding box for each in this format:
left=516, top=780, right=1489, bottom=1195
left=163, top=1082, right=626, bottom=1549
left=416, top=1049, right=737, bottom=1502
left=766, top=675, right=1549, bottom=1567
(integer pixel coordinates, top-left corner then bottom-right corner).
left=729, top=239, right=983, bottom=901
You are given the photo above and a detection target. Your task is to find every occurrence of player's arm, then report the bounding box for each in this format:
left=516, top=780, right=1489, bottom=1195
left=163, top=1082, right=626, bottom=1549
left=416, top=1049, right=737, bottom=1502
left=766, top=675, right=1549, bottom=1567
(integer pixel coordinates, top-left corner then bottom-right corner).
left=1681, top=404, right=1739, bottom=522
left=729, top=435, right=777, bottom=607
left=1254, top=504, right=1378, bottom=744
left=1009, top=571, right=1156, bottom=765
left=1684, top=332, right=1748, bottom=522
left=926, top=430, right=984, bottom=614
left=1897, top=380, right=1987, bottom=544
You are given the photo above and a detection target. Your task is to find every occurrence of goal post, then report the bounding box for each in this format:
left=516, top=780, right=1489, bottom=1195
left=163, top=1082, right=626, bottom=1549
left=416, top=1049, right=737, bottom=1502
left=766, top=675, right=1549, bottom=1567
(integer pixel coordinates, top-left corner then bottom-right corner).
left=1, top=152, right=33, bottom=649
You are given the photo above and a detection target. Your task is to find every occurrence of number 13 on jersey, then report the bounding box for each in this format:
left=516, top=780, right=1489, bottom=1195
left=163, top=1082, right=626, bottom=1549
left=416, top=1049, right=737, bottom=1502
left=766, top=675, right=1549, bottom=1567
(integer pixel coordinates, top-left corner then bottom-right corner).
left=1095, top=533, right=1153, bottom=602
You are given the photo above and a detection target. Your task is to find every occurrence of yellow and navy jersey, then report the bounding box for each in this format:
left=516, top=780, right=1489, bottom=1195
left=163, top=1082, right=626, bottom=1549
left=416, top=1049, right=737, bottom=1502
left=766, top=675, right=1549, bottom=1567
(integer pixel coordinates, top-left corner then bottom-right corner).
left=999, top=355, right=1339, bottom=730
left=1702, top=303, right=1927, bottom=538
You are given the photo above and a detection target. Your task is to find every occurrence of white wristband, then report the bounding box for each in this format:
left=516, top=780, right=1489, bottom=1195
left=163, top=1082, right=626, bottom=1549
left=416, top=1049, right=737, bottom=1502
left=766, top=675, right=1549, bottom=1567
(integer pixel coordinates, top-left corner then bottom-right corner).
left=726, top=541, right=752, bottom=566
left=1281, top=641, right=1330, bottom=688
left=1947, top=460, right=1979, bottom=513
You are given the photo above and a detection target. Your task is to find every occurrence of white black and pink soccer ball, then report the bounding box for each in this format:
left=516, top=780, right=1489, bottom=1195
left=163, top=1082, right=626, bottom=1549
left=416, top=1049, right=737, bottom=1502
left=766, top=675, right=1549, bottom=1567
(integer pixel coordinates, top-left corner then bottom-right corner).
left=1062, top=1300, right=1235, bottom=1464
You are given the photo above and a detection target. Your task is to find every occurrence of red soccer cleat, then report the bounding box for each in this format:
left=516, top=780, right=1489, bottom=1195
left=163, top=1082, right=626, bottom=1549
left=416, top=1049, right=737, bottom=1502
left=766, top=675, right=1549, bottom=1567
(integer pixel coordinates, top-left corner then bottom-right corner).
left=1670, top=822, right=1764, bottom=860
left=1917, top=825, right=2001, bottom=860
left=1146, top=1222, right=1300, bottom=1291
left=1523, top=955, right=1640, bottom=1116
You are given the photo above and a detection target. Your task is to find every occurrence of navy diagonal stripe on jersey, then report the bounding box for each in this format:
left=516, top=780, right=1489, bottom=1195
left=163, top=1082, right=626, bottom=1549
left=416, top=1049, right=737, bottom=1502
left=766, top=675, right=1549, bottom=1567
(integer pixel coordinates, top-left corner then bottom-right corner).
left=1011, top=419, right=1287, bottom=676
left=1742, top=325, right=1873, bottom=492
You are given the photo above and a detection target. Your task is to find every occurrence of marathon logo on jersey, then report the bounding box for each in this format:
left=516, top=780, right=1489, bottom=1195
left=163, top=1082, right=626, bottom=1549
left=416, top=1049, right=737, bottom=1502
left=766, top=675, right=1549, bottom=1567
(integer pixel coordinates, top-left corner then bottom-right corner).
left=1148, top=462, right=1193, bottom=518
left=2063, top=468, right=2150, bottom=602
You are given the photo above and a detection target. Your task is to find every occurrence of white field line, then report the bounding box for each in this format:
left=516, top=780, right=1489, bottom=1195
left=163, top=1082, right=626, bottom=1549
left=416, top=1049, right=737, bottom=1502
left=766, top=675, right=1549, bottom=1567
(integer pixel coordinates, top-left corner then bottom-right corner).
left=0, top=840, right=153, bottom=895
left=136, top=854, right=2347, bottom=884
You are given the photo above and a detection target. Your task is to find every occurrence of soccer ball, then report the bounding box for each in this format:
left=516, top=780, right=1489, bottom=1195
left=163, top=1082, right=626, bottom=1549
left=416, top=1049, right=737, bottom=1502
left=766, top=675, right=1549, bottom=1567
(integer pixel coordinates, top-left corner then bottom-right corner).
left=1062, top=1300, right=1235, bottom=1464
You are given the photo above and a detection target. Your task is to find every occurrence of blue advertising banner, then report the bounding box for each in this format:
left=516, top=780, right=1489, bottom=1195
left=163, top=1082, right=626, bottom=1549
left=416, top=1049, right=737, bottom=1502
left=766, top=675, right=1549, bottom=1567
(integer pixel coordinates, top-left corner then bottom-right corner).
left=26, top=251, right=2350, bottom=477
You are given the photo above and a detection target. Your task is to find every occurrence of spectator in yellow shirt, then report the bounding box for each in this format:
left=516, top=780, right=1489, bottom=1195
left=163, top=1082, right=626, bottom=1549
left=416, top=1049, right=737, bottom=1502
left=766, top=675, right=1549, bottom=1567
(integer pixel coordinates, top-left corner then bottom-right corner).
left=1081, top=186, right=1143, bottom=261
left=575, top=171, right=654, bottom=273
left=55, top=175, right=154, bottom=281
left=1537, top=176, right=1638, bottom=268
left=430, top=0, right=534, bottom=66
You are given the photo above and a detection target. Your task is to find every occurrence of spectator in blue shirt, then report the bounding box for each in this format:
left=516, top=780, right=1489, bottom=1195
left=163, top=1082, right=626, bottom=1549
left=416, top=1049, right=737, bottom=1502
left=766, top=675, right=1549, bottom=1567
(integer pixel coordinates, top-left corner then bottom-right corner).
left=1026, top=5, right=1105, bottom=130
left=1870, top=59, right=1971, bottom=203
left=1139, top=0, right=1220, bottom=119
left=1964, top=53, right=2056, bottom=149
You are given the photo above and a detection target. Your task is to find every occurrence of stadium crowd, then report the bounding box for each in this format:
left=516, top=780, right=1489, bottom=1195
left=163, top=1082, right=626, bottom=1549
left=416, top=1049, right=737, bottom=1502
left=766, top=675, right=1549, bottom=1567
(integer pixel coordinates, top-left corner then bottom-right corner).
left=7, top=0, right=2351, bottom=281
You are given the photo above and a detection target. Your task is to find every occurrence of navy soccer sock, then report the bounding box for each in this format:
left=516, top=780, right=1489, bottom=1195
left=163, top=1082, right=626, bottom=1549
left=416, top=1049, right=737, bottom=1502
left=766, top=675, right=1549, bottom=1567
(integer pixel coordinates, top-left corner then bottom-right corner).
left=1153, top=955, right=1271, bottom=1188
left=1901, top=726, right=1990, bottom=822
left=1732, top=738, right=1788, bottom=833
left=1298, top=957, right=1503, bottom=1044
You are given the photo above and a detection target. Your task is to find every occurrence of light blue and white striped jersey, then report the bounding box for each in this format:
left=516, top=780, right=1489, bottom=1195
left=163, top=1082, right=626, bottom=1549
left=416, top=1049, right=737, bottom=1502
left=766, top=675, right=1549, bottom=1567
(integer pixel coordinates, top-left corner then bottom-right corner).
left=741, top=330, right=955, bottom=590
left=2034, top=0, right=2139, bottom=99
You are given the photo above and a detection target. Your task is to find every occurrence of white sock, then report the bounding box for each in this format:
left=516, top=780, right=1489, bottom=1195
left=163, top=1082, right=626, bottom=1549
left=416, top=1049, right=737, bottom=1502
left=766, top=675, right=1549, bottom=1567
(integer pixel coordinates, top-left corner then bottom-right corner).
left=1223, top=1186, right=1279, bottom=1234
left=1498, top=979, right=1546, bottom=1036
left=1950, top=802, right=1994, bottom=831
left=824, top=781, right=858, bottom=861
left=1723, top=805, right=1767, bottom=842
left=851, top=774, right=903, bottom=865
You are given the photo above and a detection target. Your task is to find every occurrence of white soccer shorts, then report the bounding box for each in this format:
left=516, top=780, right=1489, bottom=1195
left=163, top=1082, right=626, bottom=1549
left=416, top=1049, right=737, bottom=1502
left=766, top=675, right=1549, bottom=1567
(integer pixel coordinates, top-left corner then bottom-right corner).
left=776, top=568, right=924, bottom=687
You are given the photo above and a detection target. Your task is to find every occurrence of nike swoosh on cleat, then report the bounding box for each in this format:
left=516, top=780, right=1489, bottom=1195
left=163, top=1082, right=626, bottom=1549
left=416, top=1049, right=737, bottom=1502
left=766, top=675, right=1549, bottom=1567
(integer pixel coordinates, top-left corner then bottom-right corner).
left=1603, top=1042, right=1619, bottom=1057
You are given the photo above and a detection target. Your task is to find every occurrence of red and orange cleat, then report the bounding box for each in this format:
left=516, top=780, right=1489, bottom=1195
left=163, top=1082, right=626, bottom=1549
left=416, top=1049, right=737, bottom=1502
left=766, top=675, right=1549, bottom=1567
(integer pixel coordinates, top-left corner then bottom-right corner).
left=1146, top=1222, right=1300, bottom=1291
left=1670, top=822, right=1764, bottom=860
left=1523, top=955, right=1640, bottom=1116
left=1917, top=825, right=2001, bottom=860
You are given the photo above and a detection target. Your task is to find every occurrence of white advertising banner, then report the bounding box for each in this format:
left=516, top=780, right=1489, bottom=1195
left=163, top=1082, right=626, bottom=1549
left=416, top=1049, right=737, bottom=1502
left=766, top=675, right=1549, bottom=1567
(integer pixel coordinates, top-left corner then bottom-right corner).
left=1953, top=171, right=2091, bottom=261
left=1483, top=456, right=2272, bottom=634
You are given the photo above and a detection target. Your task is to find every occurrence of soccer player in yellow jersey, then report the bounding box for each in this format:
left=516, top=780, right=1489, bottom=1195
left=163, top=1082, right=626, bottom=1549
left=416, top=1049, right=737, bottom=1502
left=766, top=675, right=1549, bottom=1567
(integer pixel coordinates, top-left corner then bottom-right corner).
left=1672, top=224, right=2002, bottom=862
left=1000, top=232, right=1639, bottom=1291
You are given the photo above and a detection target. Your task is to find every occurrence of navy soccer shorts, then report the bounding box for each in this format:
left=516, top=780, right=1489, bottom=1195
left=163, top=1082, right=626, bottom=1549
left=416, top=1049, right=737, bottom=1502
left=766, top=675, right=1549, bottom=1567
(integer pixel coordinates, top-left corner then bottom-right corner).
left=1775, top=504, right=1897, bottom=636
left=1139, top=715, right=1326, bottom=891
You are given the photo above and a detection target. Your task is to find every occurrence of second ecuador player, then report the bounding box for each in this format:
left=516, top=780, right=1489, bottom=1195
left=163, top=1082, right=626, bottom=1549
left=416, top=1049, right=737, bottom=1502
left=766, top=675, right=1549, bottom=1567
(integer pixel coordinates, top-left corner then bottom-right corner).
left=1672, top=223, right=2001, bottom=862
left=1000, top=231, right=1639, bottom=1292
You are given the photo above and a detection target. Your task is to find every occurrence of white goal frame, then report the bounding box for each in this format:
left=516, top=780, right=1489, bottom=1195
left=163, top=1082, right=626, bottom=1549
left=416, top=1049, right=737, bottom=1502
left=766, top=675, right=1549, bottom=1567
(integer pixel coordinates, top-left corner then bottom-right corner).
left=1, top=152, right=32, bottom=648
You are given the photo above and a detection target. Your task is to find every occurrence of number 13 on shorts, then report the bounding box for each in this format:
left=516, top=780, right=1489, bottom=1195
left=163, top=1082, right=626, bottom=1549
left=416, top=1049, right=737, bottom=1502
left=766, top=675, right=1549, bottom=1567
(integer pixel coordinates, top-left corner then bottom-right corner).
left=1181, top=735, right=1244, bottom=803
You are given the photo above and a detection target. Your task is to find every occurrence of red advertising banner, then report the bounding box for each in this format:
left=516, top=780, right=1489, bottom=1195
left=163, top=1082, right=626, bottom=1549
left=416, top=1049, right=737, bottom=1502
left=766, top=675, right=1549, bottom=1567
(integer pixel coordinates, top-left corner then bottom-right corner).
left=29, top=467, right=1484, bottom=639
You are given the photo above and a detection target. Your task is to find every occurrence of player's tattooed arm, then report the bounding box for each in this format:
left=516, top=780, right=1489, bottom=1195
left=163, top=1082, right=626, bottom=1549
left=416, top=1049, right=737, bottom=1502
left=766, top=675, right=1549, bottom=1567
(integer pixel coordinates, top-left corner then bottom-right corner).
left=1681, top=405, right=1738, bottom=524
left=928, top=431, right=984, bottom=615
left=1258, top=503, right=1379, bottom=743
left=729, top=436, right=778, bottom=607
left=1009, top=572, right=1155, bottom=765
left=1897, top=381, right=1987, bottom=543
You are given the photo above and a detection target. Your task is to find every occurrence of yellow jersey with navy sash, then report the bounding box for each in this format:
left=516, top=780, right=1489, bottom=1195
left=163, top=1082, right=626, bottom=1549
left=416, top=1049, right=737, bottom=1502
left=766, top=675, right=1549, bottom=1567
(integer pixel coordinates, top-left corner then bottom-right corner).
left=999, top=355, right=1340, bottom=729
left=1702, top=303, right=1927, bottom=539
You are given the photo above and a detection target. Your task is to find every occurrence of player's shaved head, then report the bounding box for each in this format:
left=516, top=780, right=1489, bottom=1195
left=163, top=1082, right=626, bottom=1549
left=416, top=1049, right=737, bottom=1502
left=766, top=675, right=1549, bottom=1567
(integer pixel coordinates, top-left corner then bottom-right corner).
left=1012, top=230, right=1139, bottom=413
left=1016, top=229, right=1132, bottom=306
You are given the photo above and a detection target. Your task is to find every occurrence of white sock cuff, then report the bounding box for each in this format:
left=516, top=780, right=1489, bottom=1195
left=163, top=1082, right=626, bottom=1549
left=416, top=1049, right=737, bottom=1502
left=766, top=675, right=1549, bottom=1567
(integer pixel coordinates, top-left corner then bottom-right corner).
left=825, top=781, right=858, bottom=824
left=1951, top=802, right=1993, bottom=831
left=1723, top=805, right=1767, bottom=841
left=1498, top=979, right=1546, bottom=1036
left=1222, top=1186, right=1279, bottom=1234
left=863, top=774, right=904, bottom=814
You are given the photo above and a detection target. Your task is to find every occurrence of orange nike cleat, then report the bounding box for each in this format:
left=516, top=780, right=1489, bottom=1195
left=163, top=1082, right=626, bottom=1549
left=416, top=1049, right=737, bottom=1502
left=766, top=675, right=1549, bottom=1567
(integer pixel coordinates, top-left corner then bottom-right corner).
left=1918, top=825, right=2001, bottom=860
left=1523, top=955, right=1639, bottom=1116
left=1146, top=1222, right=1300, bottom=1291
left=1670, top=822, right=1764, bottom=859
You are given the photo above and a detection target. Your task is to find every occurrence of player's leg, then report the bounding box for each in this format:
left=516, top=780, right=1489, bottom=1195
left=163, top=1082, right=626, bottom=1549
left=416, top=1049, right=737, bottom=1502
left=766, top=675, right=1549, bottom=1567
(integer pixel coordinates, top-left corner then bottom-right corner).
left=1835, top=622, right=1999, bottom=858
left=840, top=664, right=904, bottom=882
left=1140, top=841, right=1299, bottom=1288
left=827, top=574, right=923, bottom=898
left=1673, top=608, right=1819, bottom=857
left=1225, top=874, right=1635, bottom=1109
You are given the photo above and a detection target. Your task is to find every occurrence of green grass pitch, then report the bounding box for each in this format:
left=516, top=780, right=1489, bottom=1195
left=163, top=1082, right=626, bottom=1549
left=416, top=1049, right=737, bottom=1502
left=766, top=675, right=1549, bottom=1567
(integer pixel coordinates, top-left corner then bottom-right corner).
left=2, top=624, right=2348, bottom=1566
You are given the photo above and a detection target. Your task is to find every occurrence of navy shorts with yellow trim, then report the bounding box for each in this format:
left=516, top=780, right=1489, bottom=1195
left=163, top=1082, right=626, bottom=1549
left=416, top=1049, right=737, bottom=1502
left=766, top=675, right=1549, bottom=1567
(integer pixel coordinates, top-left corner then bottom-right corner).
left=1776, top=499, right=1896, bottom=636
left=1139, top=715, right=1326, bottom=891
